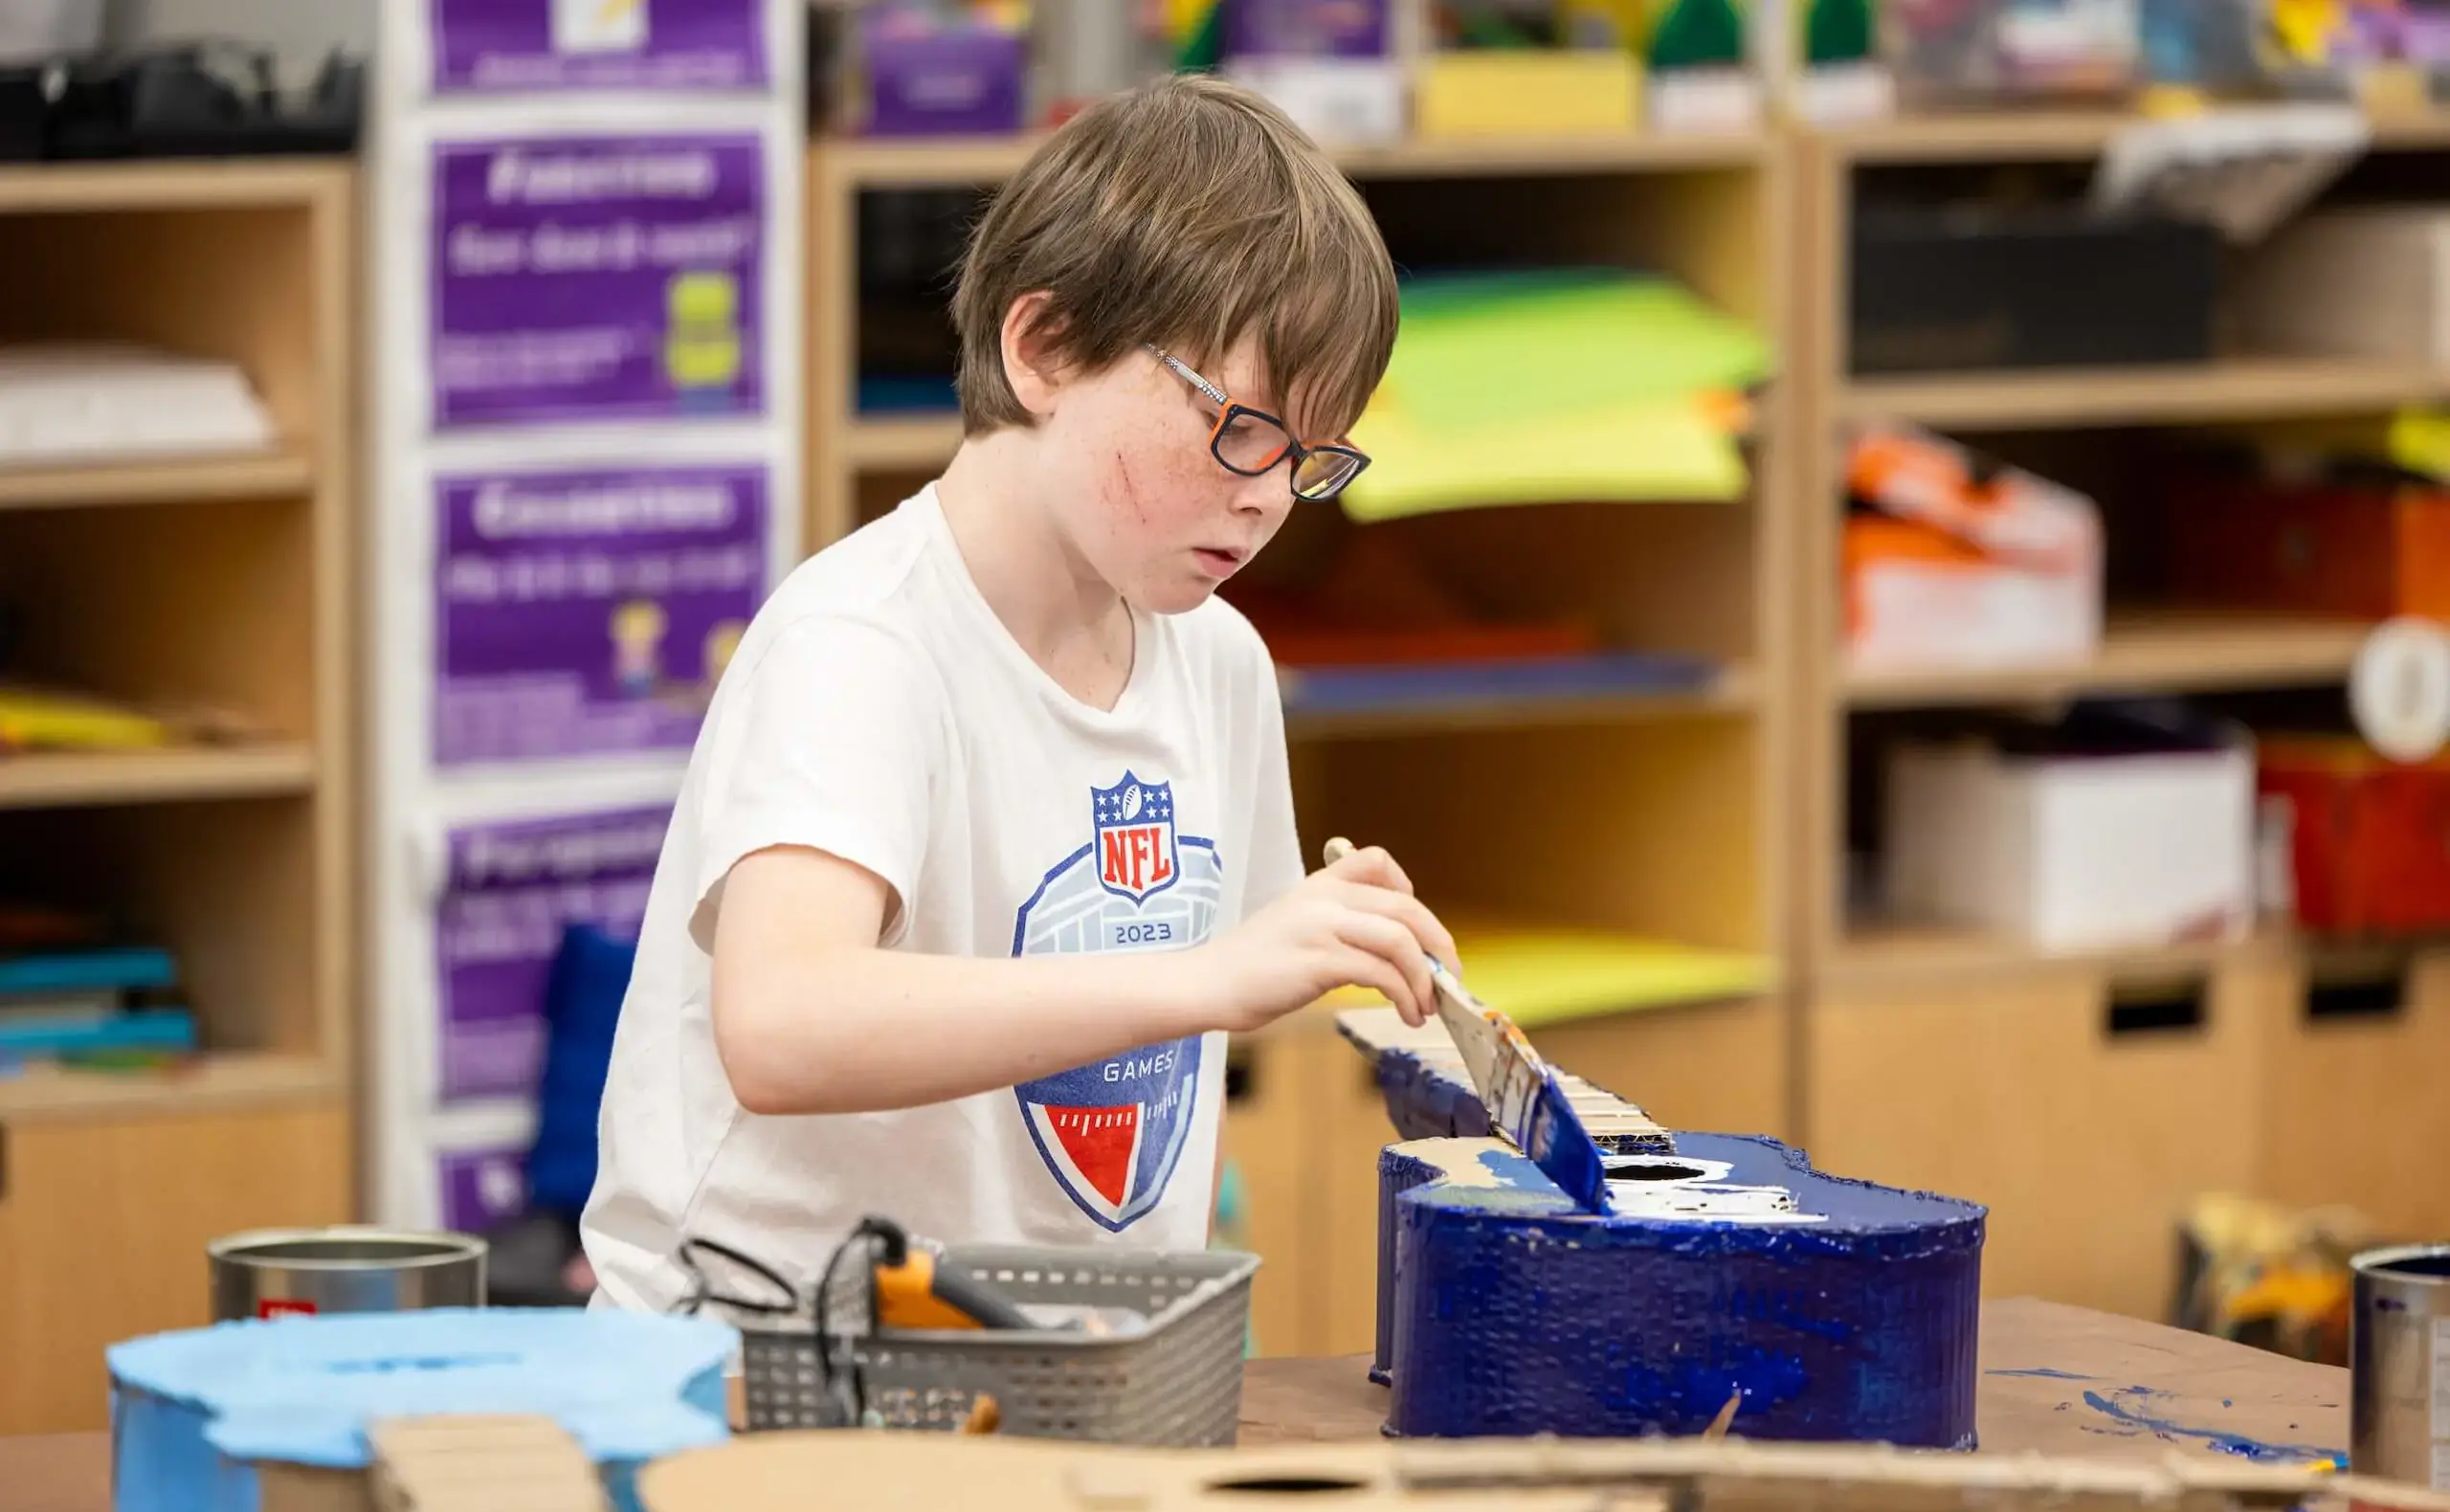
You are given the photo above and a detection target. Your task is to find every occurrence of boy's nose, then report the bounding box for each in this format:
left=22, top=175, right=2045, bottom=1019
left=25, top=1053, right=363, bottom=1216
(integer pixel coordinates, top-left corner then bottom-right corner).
left=1230, top=470, right=1289, bottom=516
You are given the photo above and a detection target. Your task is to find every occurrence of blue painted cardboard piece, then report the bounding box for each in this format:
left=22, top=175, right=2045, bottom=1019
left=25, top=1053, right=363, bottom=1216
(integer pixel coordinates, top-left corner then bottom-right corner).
left=105, top=1307, right=736, bottom=1512
left=1341, top=1009, right=1987, bottom=1448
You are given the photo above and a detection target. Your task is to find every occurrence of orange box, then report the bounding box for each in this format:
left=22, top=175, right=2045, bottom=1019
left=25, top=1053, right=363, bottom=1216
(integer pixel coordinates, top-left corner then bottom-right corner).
left=2168, top=479, right=2450, bottom=621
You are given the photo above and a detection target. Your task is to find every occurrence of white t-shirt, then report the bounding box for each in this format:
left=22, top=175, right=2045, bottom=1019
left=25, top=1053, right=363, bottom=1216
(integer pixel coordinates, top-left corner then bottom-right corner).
left=580, top=481, right=1304, bottom=1312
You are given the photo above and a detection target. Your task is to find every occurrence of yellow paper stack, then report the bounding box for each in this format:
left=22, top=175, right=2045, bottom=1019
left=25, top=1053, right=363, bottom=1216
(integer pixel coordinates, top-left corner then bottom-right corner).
left=1341, top=270, right=1771, bottom=523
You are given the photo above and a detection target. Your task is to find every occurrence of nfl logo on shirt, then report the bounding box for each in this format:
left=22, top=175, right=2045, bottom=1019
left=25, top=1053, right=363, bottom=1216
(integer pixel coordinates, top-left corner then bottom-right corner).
left=1009, top=769, right=1223, bottom=1232
left=1094, top=773, right=1178, bottom=904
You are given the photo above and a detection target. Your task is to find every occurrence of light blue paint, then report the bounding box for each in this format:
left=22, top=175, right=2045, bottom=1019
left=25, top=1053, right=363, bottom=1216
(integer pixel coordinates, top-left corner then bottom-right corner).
left=2080, top=1386, right=2344, bottom=1465
left=106, top=1308, right=735, bottom=1512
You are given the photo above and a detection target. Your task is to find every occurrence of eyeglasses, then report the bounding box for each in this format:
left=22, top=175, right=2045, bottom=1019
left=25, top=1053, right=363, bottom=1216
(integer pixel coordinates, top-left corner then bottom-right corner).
left=1146, top=345, right=1370, bottom=502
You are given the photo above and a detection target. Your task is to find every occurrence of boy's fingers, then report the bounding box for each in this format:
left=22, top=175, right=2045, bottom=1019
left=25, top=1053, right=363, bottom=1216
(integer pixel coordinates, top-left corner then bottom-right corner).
left=1334, top=942, right=1421, bottom=1026
left=1325, top=843, right=1414, bottom=895
left=1337, top=911, right=1436, bottom=1023
left=1334, top=882, right=1460, bottom=977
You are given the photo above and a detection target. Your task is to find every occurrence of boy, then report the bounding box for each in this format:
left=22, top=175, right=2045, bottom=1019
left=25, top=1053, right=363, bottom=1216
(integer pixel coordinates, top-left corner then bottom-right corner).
left=580, top=74, right=1458, bottom=1313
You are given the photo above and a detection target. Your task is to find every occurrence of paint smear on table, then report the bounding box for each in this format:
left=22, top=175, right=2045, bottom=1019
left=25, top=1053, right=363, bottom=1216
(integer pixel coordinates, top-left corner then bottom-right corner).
left=2080, top=1386, right=2345, bottom=1465
left=1987, top=1367, right=2098, bottom=1381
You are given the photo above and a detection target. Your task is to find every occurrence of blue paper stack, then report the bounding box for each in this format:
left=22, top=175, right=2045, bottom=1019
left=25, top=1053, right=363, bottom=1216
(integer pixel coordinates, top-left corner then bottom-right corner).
left=0, top=945, right=194, bottom=1070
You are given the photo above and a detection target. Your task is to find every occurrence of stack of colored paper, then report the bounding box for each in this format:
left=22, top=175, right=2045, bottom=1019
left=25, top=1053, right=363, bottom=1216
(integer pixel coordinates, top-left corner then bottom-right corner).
left=1322, top=918, right=1771, bottom=1026
left=1342, top=269, right=1771, bottom=523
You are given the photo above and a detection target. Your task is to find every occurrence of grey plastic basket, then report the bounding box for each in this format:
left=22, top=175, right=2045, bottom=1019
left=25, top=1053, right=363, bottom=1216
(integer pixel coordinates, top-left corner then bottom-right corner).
left=689, top=1238, right=1258, bottom=1446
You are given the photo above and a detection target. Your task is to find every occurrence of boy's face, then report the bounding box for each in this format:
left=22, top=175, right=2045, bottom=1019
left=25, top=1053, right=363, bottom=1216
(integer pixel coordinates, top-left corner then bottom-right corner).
left=1036, top=336, right=1318, bottom=616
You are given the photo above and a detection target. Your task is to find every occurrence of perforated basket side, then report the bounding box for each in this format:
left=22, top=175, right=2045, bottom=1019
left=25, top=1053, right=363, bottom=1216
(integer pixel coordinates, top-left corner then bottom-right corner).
left=730, top=1244, right=1259, bottom=1444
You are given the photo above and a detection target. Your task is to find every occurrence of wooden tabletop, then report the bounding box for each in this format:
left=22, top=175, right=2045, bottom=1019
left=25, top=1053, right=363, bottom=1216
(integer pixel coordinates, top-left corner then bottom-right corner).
left=0, top=1298, right=2349, bottom=1512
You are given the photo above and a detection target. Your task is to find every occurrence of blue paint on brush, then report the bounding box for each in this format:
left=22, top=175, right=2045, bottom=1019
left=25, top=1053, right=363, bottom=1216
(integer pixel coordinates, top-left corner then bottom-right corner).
left=1522, top=1068, right=1609, bottom=1212
left=2080, top=1386, right=2344, bottom=1464
left=1988, top=1367, right=2098, bottom=1380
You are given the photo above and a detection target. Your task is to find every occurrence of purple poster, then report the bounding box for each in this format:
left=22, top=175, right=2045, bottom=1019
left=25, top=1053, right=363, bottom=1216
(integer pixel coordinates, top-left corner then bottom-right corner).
left=432, top=134, right=765, bottom=427
left=439, top=1145, right=531, bottom=1233
left=433, top=0, right=768, bottom=93
left=436, top=804, right=671, bottom=1100
left=434, top=465, right=765, bottom=767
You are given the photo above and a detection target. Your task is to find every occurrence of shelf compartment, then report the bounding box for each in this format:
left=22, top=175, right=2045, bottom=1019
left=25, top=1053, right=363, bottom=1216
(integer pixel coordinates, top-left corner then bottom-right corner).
left=0, top=496, right=319, bottom=743
left=1841, top=357, right=2448, bottom=431
left=1843, top=610, right=2372, bottom=708
left=0, top=743, right=314, bottom=811
left=0, top=191, right=334, bottom=459
left=819, top=128, right=1770, bottom=189
left=0, top=447, right=314, bottom=512
left=0, top=795, right=324, bottom=1064
left=1297, top=718, right=1769, bottom=956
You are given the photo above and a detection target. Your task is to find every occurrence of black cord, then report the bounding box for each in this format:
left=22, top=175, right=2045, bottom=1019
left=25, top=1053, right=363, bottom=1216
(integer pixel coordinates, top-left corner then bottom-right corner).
left=674, top=1235, right=798, bottom=1317
left=813, top=1215, right=911, bottom=1425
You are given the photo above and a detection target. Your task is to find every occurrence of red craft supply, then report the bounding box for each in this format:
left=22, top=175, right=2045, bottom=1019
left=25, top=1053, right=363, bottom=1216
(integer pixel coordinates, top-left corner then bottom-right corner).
left=2167, top=478, right=2450, bottom=621
left=2260, top=736, right=2450, bottom=935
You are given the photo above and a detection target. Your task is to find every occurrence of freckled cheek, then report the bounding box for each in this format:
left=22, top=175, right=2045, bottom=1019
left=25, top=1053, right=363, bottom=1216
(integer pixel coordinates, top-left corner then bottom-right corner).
left=1102, top=437, right=1216, bottom=536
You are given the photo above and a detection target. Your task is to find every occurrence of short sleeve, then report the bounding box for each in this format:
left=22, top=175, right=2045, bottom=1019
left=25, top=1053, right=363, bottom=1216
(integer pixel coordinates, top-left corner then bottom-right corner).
left=688, top=613, right=942, bottom=950
left=1237, top=624, right=1306, bottom=917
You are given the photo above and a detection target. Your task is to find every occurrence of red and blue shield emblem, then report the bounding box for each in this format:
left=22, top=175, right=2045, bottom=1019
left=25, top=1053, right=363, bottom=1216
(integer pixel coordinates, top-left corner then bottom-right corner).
left=1014, top=1039, right=1203, bottom=1230
left=1009, top=769, right=1222, bottom=1230
left=1094, top=773, right=1178, bottom=904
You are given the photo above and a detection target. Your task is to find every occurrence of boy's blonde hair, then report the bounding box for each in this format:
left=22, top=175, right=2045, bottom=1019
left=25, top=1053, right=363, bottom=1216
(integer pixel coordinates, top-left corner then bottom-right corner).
left=951, top=74, right=1398, bottom=440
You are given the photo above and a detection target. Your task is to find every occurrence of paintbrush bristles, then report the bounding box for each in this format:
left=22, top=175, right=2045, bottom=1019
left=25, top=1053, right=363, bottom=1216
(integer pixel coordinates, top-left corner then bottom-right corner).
left=1320, top=837, right=1612, bottom=1214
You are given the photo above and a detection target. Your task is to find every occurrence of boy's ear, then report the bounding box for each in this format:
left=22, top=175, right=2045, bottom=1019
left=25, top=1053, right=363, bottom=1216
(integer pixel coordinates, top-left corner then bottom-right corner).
left=999, top=290, right=1069, bottom=419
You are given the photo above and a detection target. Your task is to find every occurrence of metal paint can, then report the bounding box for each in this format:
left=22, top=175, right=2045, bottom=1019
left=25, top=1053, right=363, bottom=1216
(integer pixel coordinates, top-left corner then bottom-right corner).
left=208, top=1226, right=487, bottom=1322
left=2352, top=1244, right=2450, bottom=1488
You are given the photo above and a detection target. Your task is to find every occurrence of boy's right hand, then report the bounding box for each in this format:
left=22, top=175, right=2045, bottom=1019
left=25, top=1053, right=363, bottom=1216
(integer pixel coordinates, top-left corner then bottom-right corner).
left=1191, top=844, right=1460, bottom=1034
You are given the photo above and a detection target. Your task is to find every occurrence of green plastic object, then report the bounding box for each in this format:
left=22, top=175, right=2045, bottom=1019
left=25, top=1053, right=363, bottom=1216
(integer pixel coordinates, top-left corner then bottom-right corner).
left=1647, top=0, right=1747, bottom=68
left=1173, top=1, right=1225, bottom=70
left=1805, top=0, right=1874, bottom=65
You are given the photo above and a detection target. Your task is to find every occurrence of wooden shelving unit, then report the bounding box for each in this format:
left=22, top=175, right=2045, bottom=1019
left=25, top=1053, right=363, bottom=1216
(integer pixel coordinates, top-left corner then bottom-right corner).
left=0, top=743, right=318, bottom=811
left=1792, top=109, right=2450, bottom=1322
left=805, top=126, right=1793, bottom=1360
left=0, top=158, right=357, bottom=1433
left=0, top=447, right=316, bottom=512
left=1842, top=610, right=2374, bottom=707
left=1841, top=357, right=2450, bottom=430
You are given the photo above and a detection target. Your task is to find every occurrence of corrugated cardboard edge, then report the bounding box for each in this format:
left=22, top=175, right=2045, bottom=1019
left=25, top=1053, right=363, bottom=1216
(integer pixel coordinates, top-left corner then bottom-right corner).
left=635, top=1431, right=2450, bottom=1512
left=369, top=1415, right=607, bottom=1512
left=252, top=1415, right=608, bottom=1512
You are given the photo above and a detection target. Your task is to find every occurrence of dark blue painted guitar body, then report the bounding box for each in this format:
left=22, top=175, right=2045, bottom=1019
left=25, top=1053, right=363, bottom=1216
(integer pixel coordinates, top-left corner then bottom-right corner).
left=1343, top=1011, right=1987, bottom=1450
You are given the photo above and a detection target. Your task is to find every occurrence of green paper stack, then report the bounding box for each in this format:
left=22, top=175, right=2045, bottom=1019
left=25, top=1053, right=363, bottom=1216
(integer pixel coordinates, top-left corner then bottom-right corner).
left=1342, top=269, right=1772, bottom=523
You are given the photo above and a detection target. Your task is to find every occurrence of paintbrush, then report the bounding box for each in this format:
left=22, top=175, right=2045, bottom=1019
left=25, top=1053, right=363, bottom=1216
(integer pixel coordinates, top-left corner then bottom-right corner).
left=1322, top=837, right=1611, bottom=1212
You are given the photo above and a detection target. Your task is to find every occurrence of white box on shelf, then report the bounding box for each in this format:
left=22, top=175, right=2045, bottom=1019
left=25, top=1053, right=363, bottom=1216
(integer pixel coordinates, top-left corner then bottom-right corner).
left=2232, top=206, right=2450, bottom=364
left=1847, top=552, right=2102, bottom=674
left=1223, top=57, right=1407, bottom=145
left=1882, top=723, right=2258, bottom=951
left=1842, top=424, right=2104, bottom=677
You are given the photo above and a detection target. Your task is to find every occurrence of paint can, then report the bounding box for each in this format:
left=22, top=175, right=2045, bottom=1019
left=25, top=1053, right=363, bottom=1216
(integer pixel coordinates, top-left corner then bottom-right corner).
left=208, top=1226, right=486, bottom=1323
left=2351, top=1244, right=2450, bottom=1488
